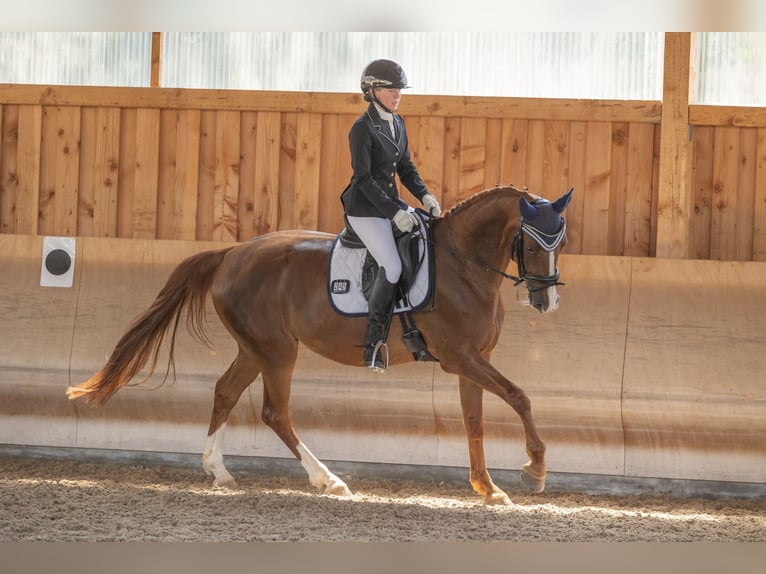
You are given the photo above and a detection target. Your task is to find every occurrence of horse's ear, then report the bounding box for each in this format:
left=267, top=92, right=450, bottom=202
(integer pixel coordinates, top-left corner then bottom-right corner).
left=519, top=196, right=539, bottom=220
left=552, top=187, right=574, bottom=213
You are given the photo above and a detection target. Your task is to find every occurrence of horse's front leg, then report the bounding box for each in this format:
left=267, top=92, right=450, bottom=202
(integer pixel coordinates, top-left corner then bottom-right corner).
left=459, top=377, right=513, bottom=505
left=449, top=354, right=547, bottom=495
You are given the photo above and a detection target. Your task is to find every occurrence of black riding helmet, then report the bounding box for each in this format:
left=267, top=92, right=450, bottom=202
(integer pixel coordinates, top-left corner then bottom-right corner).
left=360, top=59, right=410, bottom=112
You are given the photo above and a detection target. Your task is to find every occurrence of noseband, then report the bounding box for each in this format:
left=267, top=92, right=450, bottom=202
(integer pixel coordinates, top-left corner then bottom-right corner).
left=511, top=217, right=567, bottom=292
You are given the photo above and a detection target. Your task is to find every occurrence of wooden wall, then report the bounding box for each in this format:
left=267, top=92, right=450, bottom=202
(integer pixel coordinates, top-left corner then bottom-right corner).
left=0, top=83, right=765, bottom=260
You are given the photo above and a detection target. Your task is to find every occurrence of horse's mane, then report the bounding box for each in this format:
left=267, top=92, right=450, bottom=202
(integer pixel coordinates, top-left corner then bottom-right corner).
left=442, top=184, right=536, bottom=220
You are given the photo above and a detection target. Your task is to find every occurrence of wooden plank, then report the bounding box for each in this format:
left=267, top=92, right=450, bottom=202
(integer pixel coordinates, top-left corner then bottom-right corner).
left=1, top=105, right=42, bottom=235
left=0, top=104, right=18, bottom=234
left=650, top=126, right=661, bottom=257
left=500, top=119, right=528, bottom=189
left=624, top=123, right=656, bottom=257
left=737, top=128, right=757, bottom=261
left=441, top=118, right=461, bottom=211
left=656, top=32, right=695, bottom=259
left=542, top=120, right=570, bottom=199
left=252, top=111, right=281, bottom=236
left=317, top=113, right=350, bottom=234
left=117, top=109, right=136, bottom=238
left=398, top=113, right=424, bottom=206
left=690, top=105, right=766, bottom=128
left=411, top=115, right=445, bottom=211
left=689, top=126, right=715, bottom=259
left=212, top=111, right=241, bottom=241
left=710, top=127, right=740, bottom=260
left=78, top=107, right=120, bottom=237
left=278, top=113, right=297, bottom=230
left=401, top=114, right=420, bottom=203
left=131, top=108, right=161, bottom=239
left=581, top=121, right=612, bottom=255
left=525, top=119, right=544, bottom=194
left=483, top=118, right=503, bottom=188
left=565, top=121, right=587, bottom=254
left=38, top=105, right=59, bottom=234
left=156, top=109, right=177, bottom=239
left=157, top=109, right=200, bottom=240
left=293, top=112, right=321, bottom=231
left=457, top=118, right=486, bottom=202
left=150, top=32, right=162, bottom=88
left=754, top=128, right=766, bottom=262
left=0, top=84, right=661, bottom=123
left=608, top=122, right=629, bottom=256
left=336, top=114, right=356, bottom=223
left=39, top=105, right=81, bottom=236
left=237, top=111, right=258, bottom=241
left=196, top=110, right=216, bottom=240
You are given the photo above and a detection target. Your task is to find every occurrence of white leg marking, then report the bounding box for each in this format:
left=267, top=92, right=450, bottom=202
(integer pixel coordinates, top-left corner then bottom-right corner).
left=202, top=422, right=238, bottom=488
left=296, top=442, right=352, bottom=497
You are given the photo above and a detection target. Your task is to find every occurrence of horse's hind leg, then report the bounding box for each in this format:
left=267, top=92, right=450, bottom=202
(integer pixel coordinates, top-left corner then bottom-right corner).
left=260, top=359, right=352, bottom=497
left=459, top=377, right=513, bottom=505
left=202, top=353, right=260, bottom=488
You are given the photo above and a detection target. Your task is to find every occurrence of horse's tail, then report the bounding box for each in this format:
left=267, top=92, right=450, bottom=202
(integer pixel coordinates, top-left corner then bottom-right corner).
left=66, top=246, right=236, bottom=406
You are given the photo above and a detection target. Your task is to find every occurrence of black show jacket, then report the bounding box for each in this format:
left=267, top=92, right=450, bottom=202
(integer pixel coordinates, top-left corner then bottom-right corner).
left=340, top=103, right=429, bottom=219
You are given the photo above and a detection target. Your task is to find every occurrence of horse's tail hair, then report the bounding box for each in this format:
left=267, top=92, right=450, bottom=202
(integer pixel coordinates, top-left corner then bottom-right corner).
left=66, top=246, right=236, bottom=406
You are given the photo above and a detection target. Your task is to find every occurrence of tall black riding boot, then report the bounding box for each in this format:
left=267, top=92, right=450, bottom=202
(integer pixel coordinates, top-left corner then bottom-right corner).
left=363, top=267, right=398, bottom=372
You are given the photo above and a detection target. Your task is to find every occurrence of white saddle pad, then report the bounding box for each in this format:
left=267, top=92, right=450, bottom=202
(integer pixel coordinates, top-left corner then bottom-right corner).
left=327, top=223, right=433, bottom=317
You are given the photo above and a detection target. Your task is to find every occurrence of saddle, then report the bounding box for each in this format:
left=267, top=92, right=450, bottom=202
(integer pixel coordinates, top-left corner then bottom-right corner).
left=327, top=210, right=438, bottom=362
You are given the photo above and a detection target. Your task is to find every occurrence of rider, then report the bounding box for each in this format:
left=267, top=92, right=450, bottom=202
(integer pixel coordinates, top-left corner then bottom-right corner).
left=340, top=58, right=442, bottom=372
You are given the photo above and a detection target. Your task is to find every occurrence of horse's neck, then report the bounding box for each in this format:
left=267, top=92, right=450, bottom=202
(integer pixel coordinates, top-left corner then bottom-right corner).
left=439, top=190, right=521, bottom=271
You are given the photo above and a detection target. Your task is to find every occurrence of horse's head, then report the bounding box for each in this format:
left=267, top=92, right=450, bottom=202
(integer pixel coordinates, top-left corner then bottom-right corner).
left=513, top=188, right=573, bottom=313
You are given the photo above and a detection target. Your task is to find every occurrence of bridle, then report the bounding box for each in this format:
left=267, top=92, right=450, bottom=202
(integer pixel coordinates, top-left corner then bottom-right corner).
left=510, top=217, right=567, bottom=292
left=427, top=212, right=567, bottom=292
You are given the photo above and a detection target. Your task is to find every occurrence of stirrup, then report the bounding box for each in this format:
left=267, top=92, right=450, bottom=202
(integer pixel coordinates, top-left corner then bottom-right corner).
left=368, top=340, right=389, bottom=373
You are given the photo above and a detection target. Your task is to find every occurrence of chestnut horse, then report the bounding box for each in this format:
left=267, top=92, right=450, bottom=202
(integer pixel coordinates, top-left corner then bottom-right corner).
left=67, top=184, right=572, bottom=505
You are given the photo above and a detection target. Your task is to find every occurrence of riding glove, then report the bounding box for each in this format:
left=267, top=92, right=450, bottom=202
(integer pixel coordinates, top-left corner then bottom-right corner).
left=393, top=209, right=419, bottom=233
left=422, top=194, right=442, bottom=217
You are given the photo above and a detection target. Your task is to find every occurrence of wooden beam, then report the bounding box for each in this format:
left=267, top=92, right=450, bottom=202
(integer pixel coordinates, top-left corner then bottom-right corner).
left=0, top=83, right=661, bottom=124
left=656, top=32, right=696, bottom=259
left=150, top=32, right=163, bottom=88
left=690, top=104, right=766, bottom=127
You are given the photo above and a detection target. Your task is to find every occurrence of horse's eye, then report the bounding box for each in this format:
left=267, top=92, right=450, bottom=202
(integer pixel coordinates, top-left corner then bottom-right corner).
left=525, top=246, right=537, bottom=254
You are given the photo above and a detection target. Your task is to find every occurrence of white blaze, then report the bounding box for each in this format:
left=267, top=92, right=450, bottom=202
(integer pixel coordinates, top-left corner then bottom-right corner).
left=544, top=250, right=559, bottom=313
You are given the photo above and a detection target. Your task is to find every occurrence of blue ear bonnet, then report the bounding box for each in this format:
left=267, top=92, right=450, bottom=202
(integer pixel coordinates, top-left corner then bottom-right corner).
left=518, top=188, right=573, bottom=251
left=526, top=199, right=565, bottom=234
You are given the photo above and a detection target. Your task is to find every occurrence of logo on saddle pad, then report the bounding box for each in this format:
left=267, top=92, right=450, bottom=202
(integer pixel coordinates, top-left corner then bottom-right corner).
left=331, top=279, right=351, bottom=294
left=327, top=211, right=435, bottom=317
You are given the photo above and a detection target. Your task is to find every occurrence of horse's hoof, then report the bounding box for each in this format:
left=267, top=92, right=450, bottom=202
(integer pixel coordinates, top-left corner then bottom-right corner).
left=325, top=481, right=353, bottom=497
left=520, top=468, right=545, bottom=493
left=485, top=491, right=513, bottom=506
left=213, top=476, right=239, bottom=489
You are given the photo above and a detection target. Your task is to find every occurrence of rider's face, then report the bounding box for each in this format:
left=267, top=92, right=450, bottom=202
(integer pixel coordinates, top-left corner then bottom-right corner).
left=374, top=87, right=401, bottom=111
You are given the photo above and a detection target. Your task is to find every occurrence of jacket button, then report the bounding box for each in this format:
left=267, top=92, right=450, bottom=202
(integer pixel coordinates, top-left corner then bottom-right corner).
left=388, top=183, right=393, bottom=188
